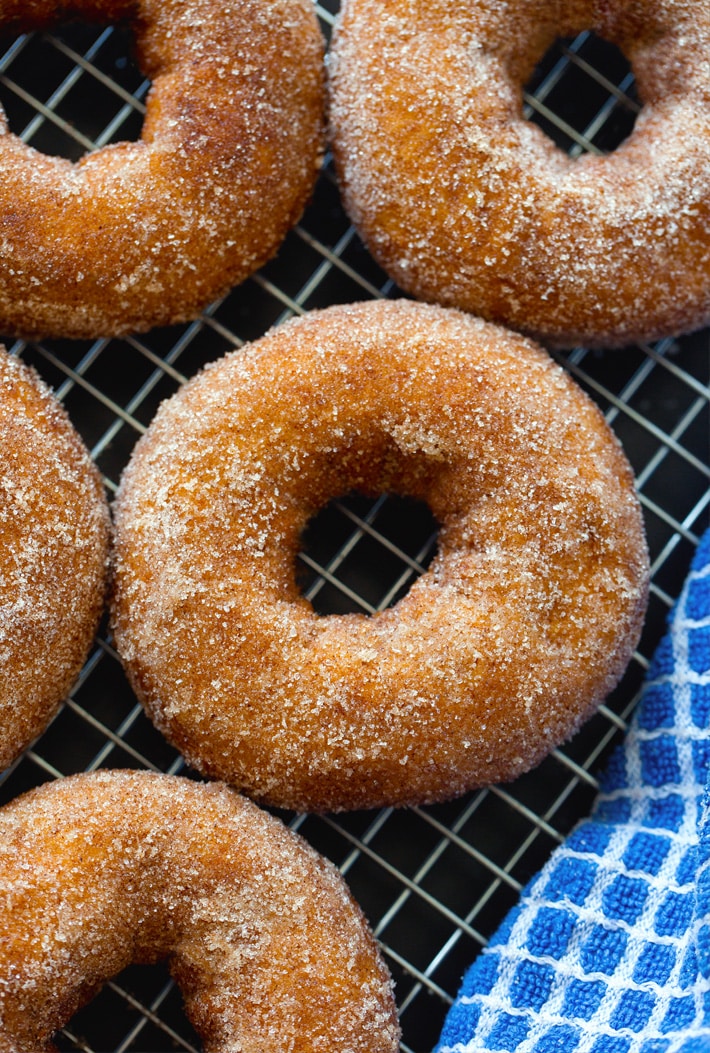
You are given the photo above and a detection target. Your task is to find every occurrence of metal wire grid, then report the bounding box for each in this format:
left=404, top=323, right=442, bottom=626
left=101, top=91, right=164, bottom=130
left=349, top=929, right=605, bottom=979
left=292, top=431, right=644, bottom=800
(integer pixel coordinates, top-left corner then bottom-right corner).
left=0, top=9, right=707, bottom=1052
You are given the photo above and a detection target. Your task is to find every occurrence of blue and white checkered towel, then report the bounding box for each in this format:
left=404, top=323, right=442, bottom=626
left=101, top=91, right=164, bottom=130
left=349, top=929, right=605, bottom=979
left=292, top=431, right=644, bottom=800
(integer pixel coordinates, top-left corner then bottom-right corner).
left=435, top=529, right=710, bottom=1053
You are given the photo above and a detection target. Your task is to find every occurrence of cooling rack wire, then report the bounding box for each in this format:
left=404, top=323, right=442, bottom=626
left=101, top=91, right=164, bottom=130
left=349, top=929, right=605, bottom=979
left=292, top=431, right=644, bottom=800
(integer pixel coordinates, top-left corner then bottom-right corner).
left=0, top=5, right=708, bottom=1051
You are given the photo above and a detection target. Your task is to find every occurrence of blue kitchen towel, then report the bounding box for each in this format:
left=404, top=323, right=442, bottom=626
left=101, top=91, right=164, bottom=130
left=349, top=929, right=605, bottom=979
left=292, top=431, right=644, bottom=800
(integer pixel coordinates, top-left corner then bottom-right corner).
left=435, top=528, right=710, bottom=1053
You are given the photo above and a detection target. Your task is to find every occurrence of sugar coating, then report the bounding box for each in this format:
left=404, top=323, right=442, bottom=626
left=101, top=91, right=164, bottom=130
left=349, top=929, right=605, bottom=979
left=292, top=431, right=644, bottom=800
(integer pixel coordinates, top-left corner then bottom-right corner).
left=0, top=0, right=325, bottom=340
left=111, top=300, right=650, bottom=813
left=0, top=349, right=109, bottom=770
left=0, top=769, right=400, bottom=1051
left=328, top=0, right=710, bottom=349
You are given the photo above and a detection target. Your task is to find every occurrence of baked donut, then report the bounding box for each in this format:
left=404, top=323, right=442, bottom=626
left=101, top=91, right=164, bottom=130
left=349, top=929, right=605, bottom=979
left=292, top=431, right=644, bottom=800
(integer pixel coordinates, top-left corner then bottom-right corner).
left=0, top=348, right=109, bottom=770
left=328, top=0, right=710, bottom=349
left=111, top=299, right=650, bottom=813
left=0, top=769, right=399, bottom=1052
left=0, top=0, right=324, bottom=340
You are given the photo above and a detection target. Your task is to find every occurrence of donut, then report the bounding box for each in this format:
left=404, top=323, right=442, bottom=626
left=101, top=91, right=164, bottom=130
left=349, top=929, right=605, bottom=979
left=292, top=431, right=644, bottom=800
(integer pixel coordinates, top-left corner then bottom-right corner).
left=327, top=0, right=710, bottom=349
left=0, top=0, right=324, bottom=340
left=0, top=769, right=400, bottom=1051
left=0, top=348, right=109, bottom=770
left=111, top=300, right=649, bottom=813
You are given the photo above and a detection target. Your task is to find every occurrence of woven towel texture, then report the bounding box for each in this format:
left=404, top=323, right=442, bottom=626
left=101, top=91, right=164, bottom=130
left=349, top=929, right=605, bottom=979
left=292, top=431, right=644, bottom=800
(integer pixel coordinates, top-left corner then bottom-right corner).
left=436, top=530, right=710, bottom=1053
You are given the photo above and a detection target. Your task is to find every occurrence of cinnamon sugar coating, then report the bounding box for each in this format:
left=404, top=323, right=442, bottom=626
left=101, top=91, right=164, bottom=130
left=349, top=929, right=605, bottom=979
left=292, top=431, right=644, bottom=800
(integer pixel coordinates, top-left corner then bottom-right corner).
left=0, top=770, right=399, bottom=1052
left=0, top=348, right=109, bottom=770
left=0, top=0, right=325, bottom=340
left=328, top=0, right=710, bottom=349
left=111, top=300, right=649, bottom=813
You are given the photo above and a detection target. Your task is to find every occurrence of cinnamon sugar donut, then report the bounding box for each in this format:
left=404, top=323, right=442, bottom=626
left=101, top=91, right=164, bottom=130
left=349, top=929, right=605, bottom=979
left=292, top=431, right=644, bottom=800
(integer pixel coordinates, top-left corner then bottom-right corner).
left=111, top=300, right=649, bottom=813
left=0, top=0, right=324, bottom=340
left=0, top=770, right=399, bottom=1052
left=328, top=0, right=710, bottom=349
left=0, top=348, right=108, bottom=770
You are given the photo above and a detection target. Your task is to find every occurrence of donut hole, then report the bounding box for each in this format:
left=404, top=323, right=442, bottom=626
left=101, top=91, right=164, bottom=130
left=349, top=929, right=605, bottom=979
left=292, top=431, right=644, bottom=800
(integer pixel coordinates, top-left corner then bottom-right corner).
left=523, top=31, right=639, bottom=156
left=60, top=960, right=201, bottom=1051
left=297, top=491, right=440, bottom=616
left=0, top=20, right=147, bottom=161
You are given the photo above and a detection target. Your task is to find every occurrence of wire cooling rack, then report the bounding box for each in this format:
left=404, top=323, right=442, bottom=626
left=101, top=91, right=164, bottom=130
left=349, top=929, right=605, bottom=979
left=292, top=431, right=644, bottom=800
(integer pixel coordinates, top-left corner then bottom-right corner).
left=0, top=7, right=708, bottom=1052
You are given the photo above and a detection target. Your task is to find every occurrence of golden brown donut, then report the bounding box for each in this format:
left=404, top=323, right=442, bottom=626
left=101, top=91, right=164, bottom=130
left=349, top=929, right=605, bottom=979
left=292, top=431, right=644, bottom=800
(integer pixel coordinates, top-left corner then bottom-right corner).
left=0, top=0, right=324, bottom=340
left=0, top=348, right=109, bottom=770
left=0, top=769, right=399, bottom=1052
left=328, top=0, right=710, bottom=349
left=111, top=299, right=650, bottom=813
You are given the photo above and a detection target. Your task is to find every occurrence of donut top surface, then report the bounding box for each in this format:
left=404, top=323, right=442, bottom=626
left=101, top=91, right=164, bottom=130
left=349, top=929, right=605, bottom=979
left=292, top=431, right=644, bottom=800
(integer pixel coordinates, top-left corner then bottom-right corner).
left=328, top=0, right=710, bottom=348
left=0, top=770, right=399, bottom=1051
left=0, top=0, right=325, bottom=338
left=111, top=300, right=649, bottom=812
left=0, top=348, right=109, bottom=769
